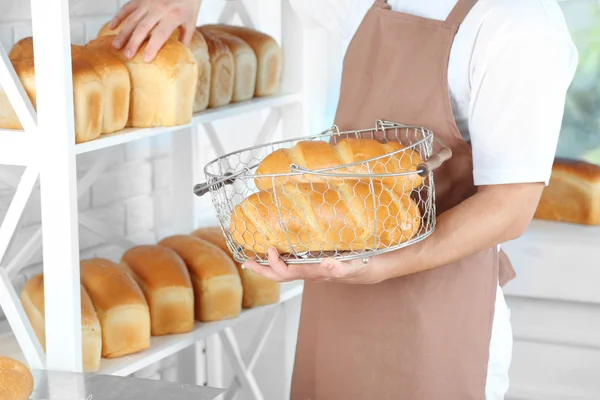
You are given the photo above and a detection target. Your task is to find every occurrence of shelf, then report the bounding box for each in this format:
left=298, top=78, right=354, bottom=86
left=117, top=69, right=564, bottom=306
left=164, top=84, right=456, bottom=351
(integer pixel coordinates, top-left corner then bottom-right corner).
left=0, top=131, right=37, bottom=166
left=75, top=92, right=301, bottom=155
left=0, top=282, right=303, bottom=376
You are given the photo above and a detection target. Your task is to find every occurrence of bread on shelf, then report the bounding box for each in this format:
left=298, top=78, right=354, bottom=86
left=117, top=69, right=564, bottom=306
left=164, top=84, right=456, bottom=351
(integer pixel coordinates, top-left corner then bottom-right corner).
left=86, top=35, right=198, bottom=128
left=0, top=357, right=34, bottom=400
left=1, top=37, right=106, bottom=143
left=196, top=27, right=235, bottom=108
left=200, top=26, right=257, bottom=103
left=189, top=30, right=212, bottom=112
left=255, top=138, right=424, bottom=193
left=121, top=245, right=195, bottom=336
left=96, top=21, right=181, bottom=41
left=20, top=273, right=102, bottom=372
left=534, top=158, right=600, bottom=225
left=158, top=235, right=242, bottom=322
left=230, top=180, right=422, bottom=254
left=203, top=25, right=282, bottom=97
left=192, top=226, right=280, bottom=308
left=80, top=258, right=151, bottom=358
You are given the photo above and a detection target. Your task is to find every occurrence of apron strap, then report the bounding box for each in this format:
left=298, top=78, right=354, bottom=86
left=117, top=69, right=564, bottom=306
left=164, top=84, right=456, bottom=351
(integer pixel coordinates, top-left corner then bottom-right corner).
left=444, top=0, right=477, bottom=26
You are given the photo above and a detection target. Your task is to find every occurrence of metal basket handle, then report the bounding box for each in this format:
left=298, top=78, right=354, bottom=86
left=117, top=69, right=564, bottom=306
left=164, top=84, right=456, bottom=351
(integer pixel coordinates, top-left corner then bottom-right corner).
left=417, top=138, right=452, bottom=177
left=193, top=171, right=238, bottom=197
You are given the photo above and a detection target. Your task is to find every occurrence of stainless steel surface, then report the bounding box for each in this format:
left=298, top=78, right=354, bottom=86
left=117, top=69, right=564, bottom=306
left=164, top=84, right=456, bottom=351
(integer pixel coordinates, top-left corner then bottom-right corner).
left=197, top=120, right=448, bottom=265
left=29, top=370, right=224, bottom=400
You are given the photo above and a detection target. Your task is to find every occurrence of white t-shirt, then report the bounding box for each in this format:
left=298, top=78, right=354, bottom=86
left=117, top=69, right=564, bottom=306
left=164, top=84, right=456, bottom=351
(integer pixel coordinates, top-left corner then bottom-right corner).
left=289, top=0, right=578, bottom=185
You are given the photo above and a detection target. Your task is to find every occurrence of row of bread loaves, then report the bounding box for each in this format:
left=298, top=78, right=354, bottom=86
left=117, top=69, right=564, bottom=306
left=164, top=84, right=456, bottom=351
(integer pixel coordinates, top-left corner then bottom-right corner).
left=19, top=229, right=279, bottom=373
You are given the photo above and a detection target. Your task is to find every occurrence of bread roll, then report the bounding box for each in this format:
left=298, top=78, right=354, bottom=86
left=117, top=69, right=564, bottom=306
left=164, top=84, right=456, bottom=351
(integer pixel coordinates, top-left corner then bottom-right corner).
left=96, top=21, right=181, bottom=41
left=71, top=45, right=130, bottom=134
left=189, top=30, right=211, bottom=112
left=158, top=235, right=242, bottom=322
left=121, top=245, right=195, bottom=336
left=86, top=35, right=198, bottom=128
left=1, top=37, right=104, bottom=143
left=534, top=158, right=600, bottom=225
left=80, top=258, right=150, bottom=358
left=192, top=227, right=280, bottom=308
left=20, top=274, right=102, bottom=372
left=0, top=357, right=33, bottom=400
left=196, top=27, right=234, bottom=108
left=203, top=25, right=281, bottom=97
left=255, top=138, right=424, bottom=193
left=230, top=180, right=421, bottom=254
left=201, top=26, right=257, bottom=102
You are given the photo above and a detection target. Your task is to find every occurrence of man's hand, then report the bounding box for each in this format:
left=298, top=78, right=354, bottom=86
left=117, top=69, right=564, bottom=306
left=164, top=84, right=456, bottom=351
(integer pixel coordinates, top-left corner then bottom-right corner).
left=109, top=0, right=203, bottom=62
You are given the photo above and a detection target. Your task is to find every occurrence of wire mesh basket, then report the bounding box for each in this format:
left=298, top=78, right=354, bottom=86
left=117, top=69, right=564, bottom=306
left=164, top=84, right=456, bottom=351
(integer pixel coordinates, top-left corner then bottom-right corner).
left=194, top=120, right=451, bottom=265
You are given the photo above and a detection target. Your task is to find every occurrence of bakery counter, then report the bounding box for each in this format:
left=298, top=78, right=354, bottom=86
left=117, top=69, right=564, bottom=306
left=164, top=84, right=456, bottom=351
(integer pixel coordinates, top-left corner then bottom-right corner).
left=28, top=369, right=224, bottom=400
left=0, top=281, right=303, bottom=377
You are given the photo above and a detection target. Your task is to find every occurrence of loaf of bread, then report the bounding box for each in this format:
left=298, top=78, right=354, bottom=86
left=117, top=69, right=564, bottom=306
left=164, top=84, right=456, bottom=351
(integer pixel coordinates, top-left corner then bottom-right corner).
left=86, top=35, right=198, bottom=128
left=534, top=158, right=600, bottom=225
left=96, top=21, right=181, bottom=41
left=158, top=235, right=242, bottom=322
left=0, top=357, right=33, bottom=400
left=204, top=25, right=281, bottom=97
left=121, top=245, right=195, bottom=336
left=189, top=30, right=211, bottom=112
left=201, top=26, right=257, bottom=102
left=255, top=138, right=424, bottom=194
left=197, top=27, right=234, bottom=108
left=192, top=227, right=280, bottom=308
left=1, top=37, right=105, bottom=143
left=231, top=180, right=421, bottom=254
left=20, top=274, right=102, bottom=372
left=80, top=258, right=150, bottom=358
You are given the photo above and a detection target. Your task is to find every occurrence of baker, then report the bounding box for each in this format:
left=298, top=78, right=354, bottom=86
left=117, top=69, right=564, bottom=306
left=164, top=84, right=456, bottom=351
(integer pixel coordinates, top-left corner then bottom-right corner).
left=110, top=0, right=578, bottom=398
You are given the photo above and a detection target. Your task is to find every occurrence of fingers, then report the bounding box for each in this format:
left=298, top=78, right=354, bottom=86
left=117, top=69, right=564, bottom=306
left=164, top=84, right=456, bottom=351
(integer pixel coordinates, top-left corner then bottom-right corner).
left=143, top=19, right=179, bottom=62
left=243, top=260, right=284, bottom=282
left=179, top=24, right=196, bottom=46
left=113, top=8, right=147, bottom=51
left=108, top=0, right=136, bottom=30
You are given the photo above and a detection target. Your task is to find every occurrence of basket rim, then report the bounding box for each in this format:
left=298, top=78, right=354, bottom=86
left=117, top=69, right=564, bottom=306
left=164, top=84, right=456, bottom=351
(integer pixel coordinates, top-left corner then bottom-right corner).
left=203, top=121, right=434, bottom=180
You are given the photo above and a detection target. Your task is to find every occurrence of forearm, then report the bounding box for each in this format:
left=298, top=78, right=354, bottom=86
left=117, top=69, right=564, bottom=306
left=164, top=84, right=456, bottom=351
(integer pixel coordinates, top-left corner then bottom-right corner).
left=373, top=183, right=545, bottom=280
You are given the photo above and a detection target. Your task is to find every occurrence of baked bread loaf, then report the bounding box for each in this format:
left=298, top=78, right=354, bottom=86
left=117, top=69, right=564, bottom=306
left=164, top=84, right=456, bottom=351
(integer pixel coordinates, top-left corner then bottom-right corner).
left=189, top=30, right=211, bottom=112
left=86, top=35, right=198, bottom=128
left=230, top=180, right=421, bottom=254
left=80, top=258, right=151, bottom=358
left=201, top=26, right=257, bottom=102
left=121, top=245, right=195, bottom=336
left=96, top=21, right=181, bottom=41
left=204, top=25, right=281, bottom=97
left=255, top=138, right=423, bottom=193
left=158, top=235, right=242, bottom=322
left=20, top=274, right=102, bottom=372
left=534, top=158, right=600, bottom=225
left=0, top=357, right=34, bottom=400
left=197, top=27, right=234, bottom=108
left=192, top=226, right=280, bottom=308
left=1, top=37, right=105, bottom=143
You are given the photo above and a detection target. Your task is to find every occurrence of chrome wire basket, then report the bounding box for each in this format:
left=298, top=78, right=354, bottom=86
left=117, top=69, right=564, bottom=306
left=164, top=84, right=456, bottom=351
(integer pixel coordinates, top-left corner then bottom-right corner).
left=194, top=120, right=451, bottom=265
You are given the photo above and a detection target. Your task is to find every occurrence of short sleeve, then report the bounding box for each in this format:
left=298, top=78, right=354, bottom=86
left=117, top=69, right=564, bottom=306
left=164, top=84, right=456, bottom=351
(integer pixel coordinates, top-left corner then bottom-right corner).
left=468, top=31, right=578, bottom=186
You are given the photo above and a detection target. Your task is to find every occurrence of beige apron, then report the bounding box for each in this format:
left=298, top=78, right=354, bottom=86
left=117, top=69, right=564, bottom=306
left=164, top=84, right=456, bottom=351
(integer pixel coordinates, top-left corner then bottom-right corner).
left=290, top=0, right=516, bottom=399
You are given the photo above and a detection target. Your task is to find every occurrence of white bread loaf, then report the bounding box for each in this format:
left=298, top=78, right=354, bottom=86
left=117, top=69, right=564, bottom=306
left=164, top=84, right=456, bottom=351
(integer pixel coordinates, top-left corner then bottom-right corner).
left=255, top=138, right=424, bottom=194
left=86, top=35, right=198, bottom=128
left=534, top=158, right=600, bottom=225
left=201, top=26, right=257, bottom=102
left=80, top=258, right=151, bottom=358
left=196, top=27, right=235, bottom=108
left=189, top=30, right=212, bottom=112
left=0, top=357, right=34, bottom=400
left=230, top=180, right=422, bottom=254
left=192, top=227, right=280, bottom=308
left=203, top=25, right=281, bottom=97
left=158, top=235, right=242, bottom=322
left=1, top=37, right=105, bottom=143
left=20, top=274, right=102, bottom=372
left=121, top=245, right=195, bottom=336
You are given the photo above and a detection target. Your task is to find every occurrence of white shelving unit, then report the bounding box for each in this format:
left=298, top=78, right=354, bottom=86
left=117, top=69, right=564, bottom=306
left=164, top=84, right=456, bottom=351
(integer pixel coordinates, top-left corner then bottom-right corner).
left=0, top=0, right=314, bottom=398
